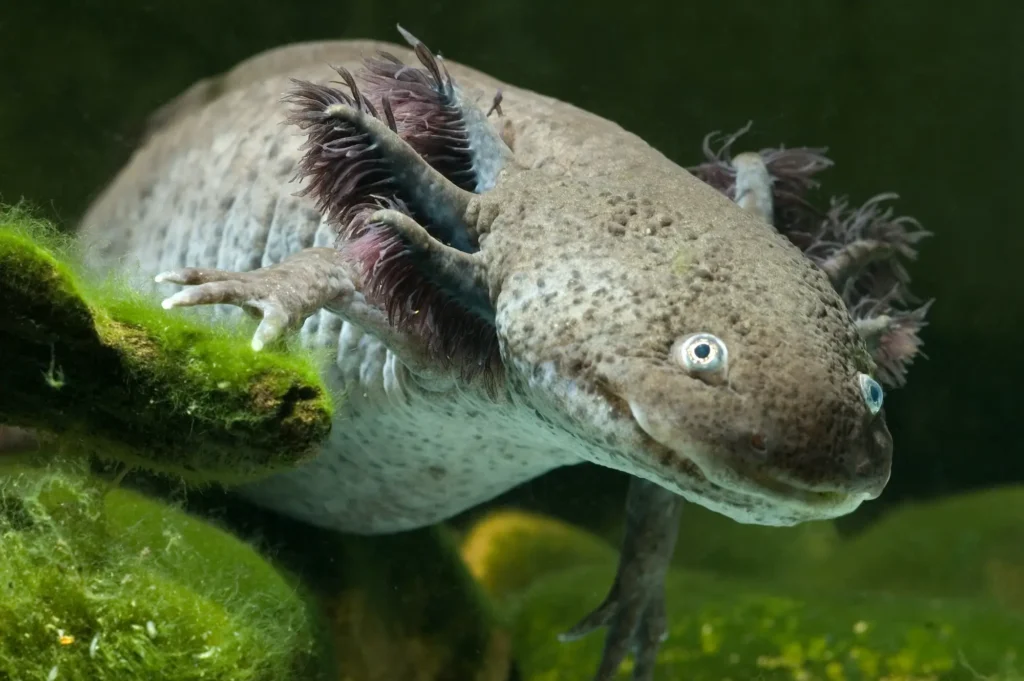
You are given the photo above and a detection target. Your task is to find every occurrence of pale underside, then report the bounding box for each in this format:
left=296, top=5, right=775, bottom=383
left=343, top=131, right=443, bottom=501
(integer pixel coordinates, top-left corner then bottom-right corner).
left=78, top=40, right=652, bottom=533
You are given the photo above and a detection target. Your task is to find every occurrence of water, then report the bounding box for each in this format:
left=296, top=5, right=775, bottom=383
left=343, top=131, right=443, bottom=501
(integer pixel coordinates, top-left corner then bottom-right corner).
left=0, top=1, right=1021, bottom=680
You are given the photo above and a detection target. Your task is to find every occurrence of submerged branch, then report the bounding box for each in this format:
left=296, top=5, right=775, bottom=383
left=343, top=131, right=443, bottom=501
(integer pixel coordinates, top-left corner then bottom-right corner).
left=0, top=219, right=334, bottom=484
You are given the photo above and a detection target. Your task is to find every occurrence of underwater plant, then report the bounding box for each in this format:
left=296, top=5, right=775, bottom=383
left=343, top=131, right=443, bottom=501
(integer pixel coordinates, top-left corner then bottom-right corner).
left=0, top=463, right=326, bottom=681
left=0, top=207, right=333, bottom=483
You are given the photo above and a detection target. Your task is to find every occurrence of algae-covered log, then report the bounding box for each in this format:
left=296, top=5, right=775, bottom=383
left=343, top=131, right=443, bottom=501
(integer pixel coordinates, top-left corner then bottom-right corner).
left=0, top=209, right=333, bottom=483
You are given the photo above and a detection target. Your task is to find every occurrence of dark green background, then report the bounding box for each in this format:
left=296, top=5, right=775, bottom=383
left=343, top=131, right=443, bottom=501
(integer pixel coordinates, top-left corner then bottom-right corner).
left=1, top=0, right=1020, bottom=528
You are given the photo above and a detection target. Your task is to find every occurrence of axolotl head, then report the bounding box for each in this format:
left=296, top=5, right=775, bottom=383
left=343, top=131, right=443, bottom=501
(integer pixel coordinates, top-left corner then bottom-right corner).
left=284, top=29, right=892, bottom=527
left=483, top=169, right=892, bottom=527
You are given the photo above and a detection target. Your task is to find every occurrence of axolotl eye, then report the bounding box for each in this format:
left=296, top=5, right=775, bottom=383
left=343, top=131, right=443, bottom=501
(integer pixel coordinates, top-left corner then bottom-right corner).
left=673, top=333, right=728, bottom=380
left=857, top=373, right=884, bottom=416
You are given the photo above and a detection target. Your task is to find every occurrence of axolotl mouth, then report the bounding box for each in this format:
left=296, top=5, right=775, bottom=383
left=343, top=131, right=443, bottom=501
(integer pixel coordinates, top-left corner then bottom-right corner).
left=619, top=391, right=893, bottom=528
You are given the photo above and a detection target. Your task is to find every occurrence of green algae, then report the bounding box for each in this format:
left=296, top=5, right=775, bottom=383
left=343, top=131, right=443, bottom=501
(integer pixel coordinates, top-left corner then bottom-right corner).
left=0, top=204, right=334, bottom=484
left=463, top=506, right=1024, bottom=681
left=0, top=458, right=515, bottom=681
left=461, top=510, right=618, bottom=601
left=515, top=566, right=1022, bottom=681
left=0, top=463, right=328, bottom=681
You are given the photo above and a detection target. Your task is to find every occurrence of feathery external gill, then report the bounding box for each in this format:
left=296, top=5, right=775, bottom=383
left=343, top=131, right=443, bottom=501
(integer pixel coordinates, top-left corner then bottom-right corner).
left=690, top=124, right=932, bottom=387
left=284, top=62, right=501, bottom=379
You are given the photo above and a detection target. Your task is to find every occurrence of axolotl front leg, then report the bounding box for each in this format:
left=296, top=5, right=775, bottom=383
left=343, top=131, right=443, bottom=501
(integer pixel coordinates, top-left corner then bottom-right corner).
left=156, top=211, right=483, bottom=381
left=562, top=479, right=684, bottom=680
left=157, top=95, right=492, bottom=382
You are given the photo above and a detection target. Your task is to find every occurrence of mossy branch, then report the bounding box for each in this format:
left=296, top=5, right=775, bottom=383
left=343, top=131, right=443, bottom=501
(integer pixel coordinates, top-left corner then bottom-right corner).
left=0, top=209, right=334, bottom=484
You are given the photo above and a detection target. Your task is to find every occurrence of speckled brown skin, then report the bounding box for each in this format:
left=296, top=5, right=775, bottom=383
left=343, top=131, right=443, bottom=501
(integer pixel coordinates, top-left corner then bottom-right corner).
left=78, top=35, right=893, bottom=681
left=481, top=150, right=890, bottom=514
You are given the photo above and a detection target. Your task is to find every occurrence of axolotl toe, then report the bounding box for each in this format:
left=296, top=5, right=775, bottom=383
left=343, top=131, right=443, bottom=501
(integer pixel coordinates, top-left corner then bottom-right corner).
left=78, top=27, right=901, bottom=681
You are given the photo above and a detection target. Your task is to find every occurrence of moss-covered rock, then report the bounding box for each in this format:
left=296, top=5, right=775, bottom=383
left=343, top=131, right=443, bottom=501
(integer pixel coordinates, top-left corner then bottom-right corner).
left=464, top=508, right=1024, bottom=681
left=461, top=510, right=617, bottom=601
left=516, top=566, right=1022, bottom=681
left=0, top=462, right=328, bottom=681
left=0, top=459, right=514, bottom=681
left=0, top=205, right=334, bottom=484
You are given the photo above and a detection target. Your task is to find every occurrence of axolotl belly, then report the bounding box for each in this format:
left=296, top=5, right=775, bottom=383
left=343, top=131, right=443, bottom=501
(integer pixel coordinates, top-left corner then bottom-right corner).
left=78, top=28, right=899, bottom=681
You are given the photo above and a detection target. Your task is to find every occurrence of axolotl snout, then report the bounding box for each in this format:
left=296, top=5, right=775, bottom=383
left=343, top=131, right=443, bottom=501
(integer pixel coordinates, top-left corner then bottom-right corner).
left=485, top=167, right=891, bottom=528
left=77, top=27, right=897, bottom=681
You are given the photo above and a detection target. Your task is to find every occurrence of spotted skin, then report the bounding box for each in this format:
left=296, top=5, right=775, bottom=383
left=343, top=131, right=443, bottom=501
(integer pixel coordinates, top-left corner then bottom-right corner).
left=78, top=36, right=893, bottom=681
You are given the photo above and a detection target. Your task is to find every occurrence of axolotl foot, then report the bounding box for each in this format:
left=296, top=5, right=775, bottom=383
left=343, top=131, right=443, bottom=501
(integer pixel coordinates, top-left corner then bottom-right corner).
left=156, top=247, right=357, bottom=352
left=154, top=229, right=488, bottom=382
left=560, top=478, right=684, bottom=681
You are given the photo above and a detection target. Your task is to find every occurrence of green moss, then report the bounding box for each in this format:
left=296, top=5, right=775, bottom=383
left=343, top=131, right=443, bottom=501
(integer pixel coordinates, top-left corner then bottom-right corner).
left=0, top=463, right=328, bottom=681
left=461, top=510, right=617, bottom=602
left=0, top=204, right=335, bottom=484
left=463, top=507, right=1024, bottom=681
left=514, top=565, right=1022, bottom=681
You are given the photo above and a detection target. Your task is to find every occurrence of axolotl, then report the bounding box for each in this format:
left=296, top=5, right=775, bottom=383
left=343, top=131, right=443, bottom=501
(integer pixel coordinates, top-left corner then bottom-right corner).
left=77, top=28, right=898, bottom=681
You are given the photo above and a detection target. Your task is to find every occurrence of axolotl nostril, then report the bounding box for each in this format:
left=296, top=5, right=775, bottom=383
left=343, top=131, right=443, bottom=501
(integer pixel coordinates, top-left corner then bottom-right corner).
left=76, top=26, right=930, bottom=681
